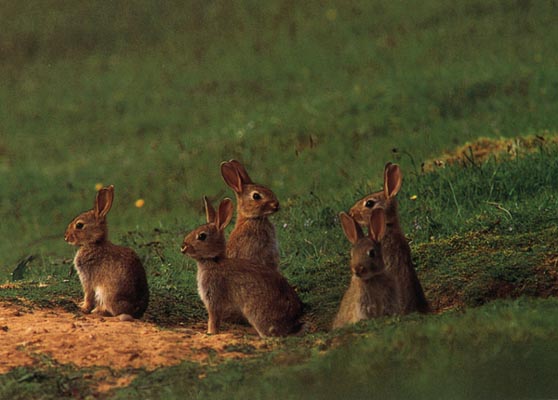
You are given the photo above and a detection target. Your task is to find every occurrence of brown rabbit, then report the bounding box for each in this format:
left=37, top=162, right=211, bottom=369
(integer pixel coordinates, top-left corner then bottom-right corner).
left=181, top=197, right=303, bottom=337
left=220, top=160, right=280, bottom=270
left=332, top=208, right=397, bottom=329
left=64, top=185, right=149, bottom=321
left=349, top=163, right=429, bottom=314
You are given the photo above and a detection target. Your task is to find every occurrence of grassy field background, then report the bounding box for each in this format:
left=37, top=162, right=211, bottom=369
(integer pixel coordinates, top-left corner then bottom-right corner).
left=1, top=0, right=558, bottom=398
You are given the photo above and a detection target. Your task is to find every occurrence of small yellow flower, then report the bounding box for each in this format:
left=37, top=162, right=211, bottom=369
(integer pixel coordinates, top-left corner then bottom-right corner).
left=135, top=199, right=145, bottom=208
left=410, top=195, right=418, bottom=201
left=95, top=183, right=103, bottom=191
left=326, top=8, right=337, bottom=21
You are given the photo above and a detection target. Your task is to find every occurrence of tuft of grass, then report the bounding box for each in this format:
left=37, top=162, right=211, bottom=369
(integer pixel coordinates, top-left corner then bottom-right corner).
left=0, top=363, right=94, bottom=400
left=399, top=142, right=558, bottom=243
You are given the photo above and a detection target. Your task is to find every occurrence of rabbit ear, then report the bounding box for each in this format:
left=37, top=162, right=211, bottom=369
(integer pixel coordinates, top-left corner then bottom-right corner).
left=216, top=198, right=234, bottom=231
left=95, top=185, right=114, bottom=220
left=339, top=212, right=364, bottom=244
left=221, top=161, right=243, bottom=193
left=229, top=159, right=253, bottom=184
left=204, top=196, right=216, bottom=223
left=384, top=162, right=402, bottom=199
left=368, top=207, right=386, bottom=242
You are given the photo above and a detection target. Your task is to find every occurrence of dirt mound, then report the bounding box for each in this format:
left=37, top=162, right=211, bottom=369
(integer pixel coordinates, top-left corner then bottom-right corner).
left=422, top=134, right=556, bottom=172
left=0, top=303, right=267, bottom=392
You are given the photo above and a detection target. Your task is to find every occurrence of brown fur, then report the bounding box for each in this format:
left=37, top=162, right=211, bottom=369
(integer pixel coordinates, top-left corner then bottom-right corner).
left=220, top=160, right=280, bottom=270
left=333, top=209, right=397, bottom=329
left=181, top=198, right=303, bottom=337
left=64, top=186, right=149, bottom=320
left=349, top=163, right=429, bottom=314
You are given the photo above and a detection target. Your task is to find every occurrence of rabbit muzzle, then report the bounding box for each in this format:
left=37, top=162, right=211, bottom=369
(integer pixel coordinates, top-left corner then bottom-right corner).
left=266, top=201, right=280, bottom=213
left=353, top=264, right=380, bottom=280
left=354, top=265, right=366, bottom=278
left=348, top=208, right=365, bottom=226
left=180, top=243, right=190, bottom=254
left=64, top=232, right=76, bottom=245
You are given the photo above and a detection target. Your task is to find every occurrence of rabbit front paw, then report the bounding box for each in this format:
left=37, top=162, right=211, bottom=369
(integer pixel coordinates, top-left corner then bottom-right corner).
left=80, top=301, right=94, bottom=314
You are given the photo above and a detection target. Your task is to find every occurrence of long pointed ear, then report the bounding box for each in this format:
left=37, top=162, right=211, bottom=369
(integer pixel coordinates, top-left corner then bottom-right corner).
left=95, top=185, right=114, bottom=220
left=216, top=198, right=234, bottom=231
left=229, top=159, right=253, bottom=184
left=384, top=162, right=402, bottom=199
left=203, top=196, right=216, bottom=224
left=368, top=207, right=386, bottom=242
left=339, top=212, right=364, bottom=245
left=221, top=161, right=243, bottom=193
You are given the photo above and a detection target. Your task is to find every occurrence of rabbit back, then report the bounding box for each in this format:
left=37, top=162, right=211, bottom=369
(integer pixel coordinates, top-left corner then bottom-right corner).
left=227, top=217, right=280, bottom=270
left=75, top=243, right=149, bottom=318
left=197, top=259, right=302, bottom=337
left=221, top=160, right=281, bottom=270
left=380, top=222, right=429, bottom=314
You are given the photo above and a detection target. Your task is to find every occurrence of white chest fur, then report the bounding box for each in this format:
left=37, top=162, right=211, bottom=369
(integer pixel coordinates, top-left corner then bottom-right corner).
left=94, top=286, right=106, bottom=307
left=73, top=250, right=86, bottom=285
left=197, top=269, right=210, bottom=307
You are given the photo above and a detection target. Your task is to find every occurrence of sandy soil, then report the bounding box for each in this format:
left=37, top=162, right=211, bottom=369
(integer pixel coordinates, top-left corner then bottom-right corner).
left=0, top=303, right=268, bottom=393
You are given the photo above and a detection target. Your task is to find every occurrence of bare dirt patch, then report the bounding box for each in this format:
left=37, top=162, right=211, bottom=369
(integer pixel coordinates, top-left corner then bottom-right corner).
left=0, top=303, right=268, bottom=392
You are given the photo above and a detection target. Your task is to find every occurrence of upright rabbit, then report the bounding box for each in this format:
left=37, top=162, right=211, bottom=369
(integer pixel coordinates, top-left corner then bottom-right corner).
left=181, top=197, right=303, bottom=337
left=332, top=208, right=397, bottom=329
left=64, top=185, right=149, bottom=320
left=349, top=163, right=429, bottom=314
left=220, top=160, right=280, bottom=270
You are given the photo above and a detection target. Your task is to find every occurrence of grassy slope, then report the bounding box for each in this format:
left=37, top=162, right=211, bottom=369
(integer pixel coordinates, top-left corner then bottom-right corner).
left=1, top=0, right=558, bottom=398
left=117, top=298, right=558, bottom=400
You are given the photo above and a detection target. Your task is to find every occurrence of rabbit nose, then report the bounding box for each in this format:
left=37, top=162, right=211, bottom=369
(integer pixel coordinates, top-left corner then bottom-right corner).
left=271, top=201, right=280, bottom=211
left=354, top=265, right=365, bottom=277
left=180, top=244, right=189, bottom=254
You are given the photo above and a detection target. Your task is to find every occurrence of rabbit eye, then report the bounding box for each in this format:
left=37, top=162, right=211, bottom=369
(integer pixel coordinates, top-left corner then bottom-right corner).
left=197, top=232, right=207, bottom=241
left=368, top=249, right=375, bottom=258
left=252, top=192, right=262, bottom=200
left=365, top=199, right=375, bottom=208
left=75, top=222, right=84, bottom=229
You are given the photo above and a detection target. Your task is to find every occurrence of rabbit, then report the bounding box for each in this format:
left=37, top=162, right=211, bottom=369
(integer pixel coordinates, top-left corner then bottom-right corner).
left=64, top=185, right=149, bottom=321
left=181, top=197, right=303, bottom=337
left=349, top=162, right=429, bottom=314
left=220, top=159, right=280, bottom=270
left=332, top=208, right=397, bottom=329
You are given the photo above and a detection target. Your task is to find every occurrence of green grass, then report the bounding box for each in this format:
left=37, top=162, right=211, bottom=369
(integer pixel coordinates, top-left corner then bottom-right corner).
left=115, top=298, right=558, bottom=400
left=0, top=364, right=95, bottom=400
left=2, top=0, right=558, bottom=398
left=2, top=0, right=558, bottom=272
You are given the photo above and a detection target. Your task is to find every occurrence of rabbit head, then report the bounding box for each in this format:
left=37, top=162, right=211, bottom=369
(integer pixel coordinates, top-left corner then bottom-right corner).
left=340, top=207, right=387, bottom=280
left=220, top=160, right=279, bottom=219
left=65, top=185, right=114, bottom=246
left=181, top=197, right=233, bottom=260
left=349, top=162, right=402, bottom=226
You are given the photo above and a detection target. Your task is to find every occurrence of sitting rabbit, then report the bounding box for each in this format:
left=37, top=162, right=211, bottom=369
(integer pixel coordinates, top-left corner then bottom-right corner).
left=349, top=163, right=429, bottom=314
left=333, top=208, right=397, bottom=328
left=181, top=197, right=303, bottom=337
left=64, top=185, right=149, bottom=321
